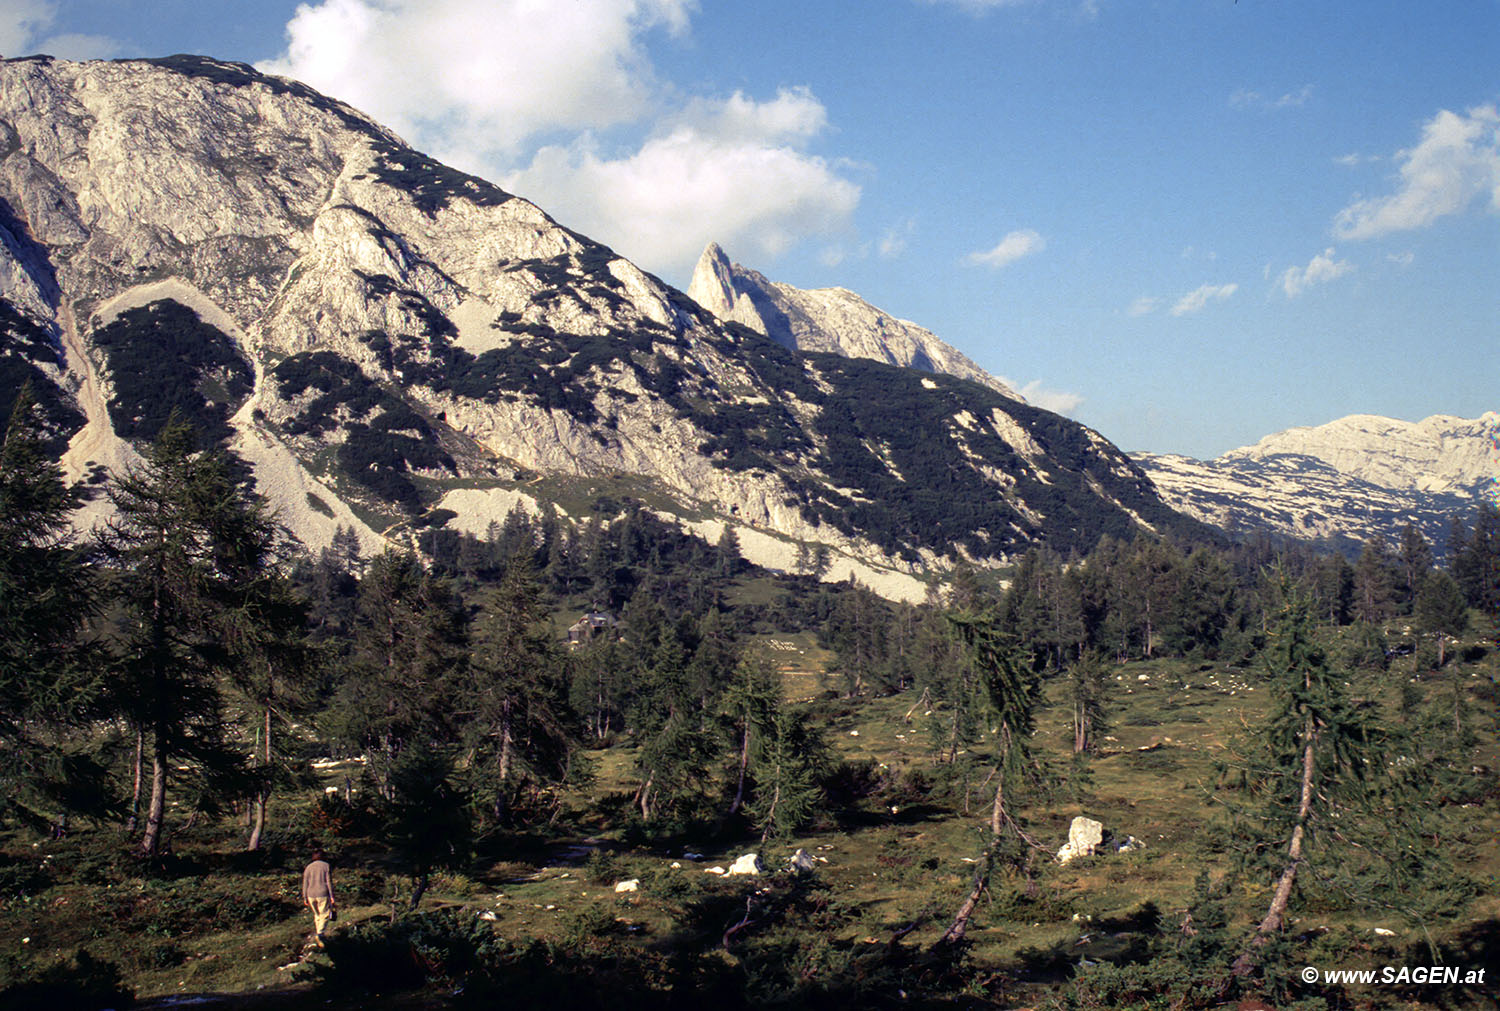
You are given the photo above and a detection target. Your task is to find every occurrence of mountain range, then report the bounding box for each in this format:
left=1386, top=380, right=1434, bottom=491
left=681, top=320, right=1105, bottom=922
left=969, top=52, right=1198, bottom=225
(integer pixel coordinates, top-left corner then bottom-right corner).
left=0, top=54, right=1214, bottom=601
left=1132, top=413, right=1497, bottom=558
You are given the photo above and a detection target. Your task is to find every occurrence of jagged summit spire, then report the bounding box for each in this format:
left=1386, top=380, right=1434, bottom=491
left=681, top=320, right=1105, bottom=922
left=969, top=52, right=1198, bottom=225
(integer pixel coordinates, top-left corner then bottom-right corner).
left=685, top=241, right=1018, bottom=398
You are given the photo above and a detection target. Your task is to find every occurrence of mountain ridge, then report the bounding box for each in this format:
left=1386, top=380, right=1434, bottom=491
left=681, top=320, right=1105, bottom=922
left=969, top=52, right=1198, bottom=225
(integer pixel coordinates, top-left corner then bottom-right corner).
left=0, top=54, right=1205, bottom=600
left=686, top=241, right=1016, bottom=397
left=1133, top=412, right=1498, bottom=555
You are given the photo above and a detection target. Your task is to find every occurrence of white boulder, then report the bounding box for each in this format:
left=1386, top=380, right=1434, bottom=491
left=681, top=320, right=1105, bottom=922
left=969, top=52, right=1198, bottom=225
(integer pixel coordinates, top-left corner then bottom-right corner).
left=614, top=879, right=640, bottom=893
left=1056, top=816, right=1106, bottom=865
left=727, top=852, right=763, bottom=876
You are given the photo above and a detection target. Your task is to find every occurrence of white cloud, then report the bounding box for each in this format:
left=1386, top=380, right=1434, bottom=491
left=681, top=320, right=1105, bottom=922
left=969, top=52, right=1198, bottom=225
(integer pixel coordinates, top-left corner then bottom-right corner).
left=505, top=90, right=859, bottom=279
left=1169, top=283, right=1237, bottom=317
left=1334, top=152, right=1380, bottom=168
left=1016, top=380, right=1083, bottom=415
left=1333, top=104, right=1500, bottom=240
left=1279, top=247, right=1353, bottom=298
left=1126, top=295, right=1160, bottom=317
left=1386, top=251, right=1414, bottom=267
left=1229, top=85, right=1313, bottom=111
left=260, top=0, right=694, bottom=160
left=262, top=1, right=861, bottom=279
left=0, top=0, right=120, bottom=58
left=878, top=218, right=917, bottom=259
left=964, top=229, right=1044, bottom=269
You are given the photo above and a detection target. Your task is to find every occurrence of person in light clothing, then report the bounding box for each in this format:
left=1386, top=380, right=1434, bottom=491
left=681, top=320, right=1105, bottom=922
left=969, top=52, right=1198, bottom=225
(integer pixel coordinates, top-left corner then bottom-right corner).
left=300, top=847, right=336, bottom=946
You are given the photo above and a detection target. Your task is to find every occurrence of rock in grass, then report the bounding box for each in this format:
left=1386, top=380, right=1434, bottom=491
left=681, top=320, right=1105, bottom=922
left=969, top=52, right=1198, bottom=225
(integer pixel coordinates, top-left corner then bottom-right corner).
left=1056, top=816, right=1106, bottom=864
left=727, top=853, right=762, bottom=876
left=614, top=879, right=640, bottom=892
left=789, top=849, right=818, bottom=873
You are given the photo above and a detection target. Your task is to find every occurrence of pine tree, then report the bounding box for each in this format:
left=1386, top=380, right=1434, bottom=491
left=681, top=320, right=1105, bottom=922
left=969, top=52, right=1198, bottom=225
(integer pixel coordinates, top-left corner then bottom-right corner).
left=0, top=388, right=111, bottom=829
left=331, top=550, right=468, bottom=796
left=1068, top=650, right=1110, bottom=755
left=1352, top=536, right=1397, bottom=625
left=1397, top=522, right=1434, bottom=612
left=1224, top=579, right=1386, bottom=972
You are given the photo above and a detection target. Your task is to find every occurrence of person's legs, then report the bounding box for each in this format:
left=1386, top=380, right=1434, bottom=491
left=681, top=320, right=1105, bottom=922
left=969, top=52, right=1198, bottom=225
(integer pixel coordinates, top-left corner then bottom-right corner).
left=308, top=896, right=333, bottom=945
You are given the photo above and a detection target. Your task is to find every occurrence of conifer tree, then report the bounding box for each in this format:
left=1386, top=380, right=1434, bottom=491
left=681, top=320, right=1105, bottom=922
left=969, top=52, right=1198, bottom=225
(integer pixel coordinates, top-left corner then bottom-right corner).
left=0, top=388, right=111, bottom=829
left=332, top=550, right=468, bottom=797
left=1222, top=579, right=1455, bottom=977
left=1067, top=650, right=1110, bottom=755
left=463, top=553, right=574, bottom=824
left=102, top=418, right=256, bottom=855
left=937, top=608, right=1041, bottom=946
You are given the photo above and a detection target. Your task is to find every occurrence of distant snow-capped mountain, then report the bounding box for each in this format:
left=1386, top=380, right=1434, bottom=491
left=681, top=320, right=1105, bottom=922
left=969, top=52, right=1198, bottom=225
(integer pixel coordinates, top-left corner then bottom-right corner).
left=1134, top=413, right=1498, bottom=554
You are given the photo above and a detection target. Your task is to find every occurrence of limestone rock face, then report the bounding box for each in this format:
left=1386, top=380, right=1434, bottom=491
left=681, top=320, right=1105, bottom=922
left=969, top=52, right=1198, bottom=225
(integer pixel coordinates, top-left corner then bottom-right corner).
left=686, top=242, right=1017, bottom=397
left=0, top=55, right=1197, bottom=596
left=1133, top=412, right=1497, bottom=556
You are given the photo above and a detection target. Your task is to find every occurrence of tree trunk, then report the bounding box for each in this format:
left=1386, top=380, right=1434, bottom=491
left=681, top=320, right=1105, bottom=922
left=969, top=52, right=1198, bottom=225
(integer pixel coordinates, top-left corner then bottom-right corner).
left=247, top=705, right=272, bottom=851
left=939, top=744, right=1008, bottom=947
left=728, top=725, right=750, bottom=817
left=408, top=871, right=429, bottom=911
left=139, top=739, right=167, bottom=856
left=1233, top=718, right=1316, bottom=976
left=126, top=725, right=143, bottom=833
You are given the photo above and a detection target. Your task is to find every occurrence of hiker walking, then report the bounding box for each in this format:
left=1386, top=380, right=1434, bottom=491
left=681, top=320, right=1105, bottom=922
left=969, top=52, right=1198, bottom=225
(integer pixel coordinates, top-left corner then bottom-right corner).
left=301, top=847, right=337, bottom=947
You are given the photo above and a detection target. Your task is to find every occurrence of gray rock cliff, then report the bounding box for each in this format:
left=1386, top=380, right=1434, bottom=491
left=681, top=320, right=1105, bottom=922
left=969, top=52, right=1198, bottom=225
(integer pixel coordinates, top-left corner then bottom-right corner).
left=686, top=242, right=1017, bottom=397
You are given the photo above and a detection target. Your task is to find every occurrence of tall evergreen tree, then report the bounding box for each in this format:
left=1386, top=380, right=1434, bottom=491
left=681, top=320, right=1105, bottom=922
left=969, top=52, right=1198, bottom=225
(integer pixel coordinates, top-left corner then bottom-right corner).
left=0, top=388, right=111, bottom=829
left=463, top=554, right=574, bottom=825
left=1352, top=536, right=1397, bottom=625
left=102, top=418, right=254, bottom=855
left=937, top=608, right=1041, bottom=947
left=332, top=550, right=468, bottom=797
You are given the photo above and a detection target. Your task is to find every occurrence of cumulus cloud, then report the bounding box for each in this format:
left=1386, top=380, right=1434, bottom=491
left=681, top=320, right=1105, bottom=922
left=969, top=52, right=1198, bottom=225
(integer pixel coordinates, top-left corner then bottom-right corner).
left=506, top=89, right=859, bottom=278
left=1126, top=295, right=1160, bottom=317
left=0, top=0, right=120, bottom=58
left=964, top=229, right=1044, bottom=269
left=261, top=1, right=861, bottom=279
left=1279, top=247, right=1353, bottom=298
left=1333, top=104, right=1500, bottom=240
left=1169, top=283, right=1237, bottom=317
left=261, top=0, right=692, bottom=158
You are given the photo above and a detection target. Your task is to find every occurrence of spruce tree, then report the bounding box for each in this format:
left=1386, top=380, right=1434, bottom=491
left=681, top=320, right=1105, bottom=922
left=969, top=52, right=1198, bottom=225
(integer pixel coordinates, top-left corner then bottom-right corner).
left=0, top=388, right=111, bottom=829
left=102, top=418, right=254, bottom=855
left=463, top=553, right=574, bottom=825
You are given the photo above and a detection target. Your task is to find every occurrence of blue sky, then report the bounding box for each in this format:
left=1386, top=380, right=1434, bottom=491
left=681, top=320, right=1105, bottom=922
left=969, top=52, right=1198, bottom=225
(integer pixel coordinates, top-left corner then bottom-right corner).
left=6, top=0, right=1497, bottom=458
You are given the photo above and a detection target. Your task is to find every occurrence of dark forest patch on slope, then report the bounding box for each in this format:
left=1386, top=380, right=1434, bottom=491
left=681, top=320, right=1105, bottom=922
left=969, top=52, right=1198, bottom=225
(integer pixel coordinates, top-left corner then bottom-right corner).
left=0, top=301, right=83, bottom=453
left=273, top=350, right=455, bottom=514
left=91, top=299, right=252, bottom=449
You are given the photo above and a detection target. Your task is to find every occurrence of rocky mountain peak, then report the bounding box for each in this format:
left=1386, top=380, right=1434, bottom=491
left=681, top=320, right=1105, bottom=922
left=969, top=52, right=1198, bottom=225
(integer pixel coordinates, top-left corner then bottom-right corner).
left=685, top=241, right=1018, bottom=398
